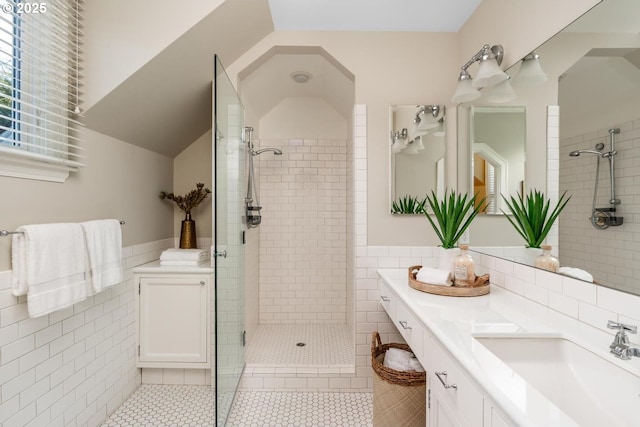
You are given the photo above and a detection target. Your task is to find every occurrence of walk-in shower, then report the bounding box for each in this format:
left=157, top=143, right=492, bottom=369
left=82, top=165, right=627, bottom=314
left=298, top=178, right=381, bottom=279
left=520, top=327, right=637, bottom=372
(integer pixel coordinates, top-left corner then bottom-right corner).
left=244, top=126, right=282, bottom=227
left=569, top=128, right=623, bottom=229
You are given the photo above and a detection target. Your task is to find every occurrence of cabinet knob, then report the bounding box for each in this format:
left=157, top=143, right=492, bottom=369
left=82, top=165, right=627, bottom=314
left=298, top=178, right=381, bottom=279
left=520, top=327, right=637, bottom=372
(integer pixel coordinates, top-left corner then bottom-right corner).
left=200, top=281, right=205, bottom=285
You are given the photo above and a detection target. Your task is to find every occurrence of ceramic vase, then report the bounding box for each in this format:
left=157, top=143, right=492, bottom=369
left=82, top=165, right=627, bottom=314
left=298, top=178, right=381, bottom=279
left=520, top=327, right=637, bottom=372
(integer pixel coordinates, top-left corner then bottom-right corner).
left=438, top=247, right=460, bottom=277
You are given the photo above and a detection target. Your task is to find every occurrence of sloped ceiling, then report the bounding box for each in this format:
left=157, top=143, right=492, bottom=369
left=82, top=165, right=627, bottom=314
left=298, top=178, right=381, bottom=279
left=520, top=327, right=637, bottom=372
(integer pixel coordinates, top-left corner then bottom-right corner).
left=82, top=0, right=273, bottom=158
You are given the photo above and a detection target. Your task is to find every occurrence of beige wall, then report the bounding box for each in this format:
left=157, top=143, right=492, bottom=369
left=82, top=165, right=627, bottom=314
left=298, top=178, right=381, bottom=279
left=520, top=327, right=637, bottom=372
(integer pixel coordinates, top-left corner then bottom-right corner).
left=0, top=129, right=174, bottom=270
left=83, top=0, right=225, bottom=110
left=259, top=97, right=348, bottom=139
left=172, top=130, right=214, bottom=238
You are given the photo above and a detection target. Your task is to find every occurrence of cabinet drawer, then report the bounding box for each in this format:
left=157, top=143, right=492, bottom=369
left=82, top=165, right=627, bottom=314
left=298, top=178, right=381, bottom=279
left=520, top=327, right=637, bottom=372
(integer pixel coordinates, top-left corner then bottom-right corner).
left=396, top=302, right=425, bottom=361
left=379, top=279, right=396, bottom=320
left=429, top=336, right=483, bottom=426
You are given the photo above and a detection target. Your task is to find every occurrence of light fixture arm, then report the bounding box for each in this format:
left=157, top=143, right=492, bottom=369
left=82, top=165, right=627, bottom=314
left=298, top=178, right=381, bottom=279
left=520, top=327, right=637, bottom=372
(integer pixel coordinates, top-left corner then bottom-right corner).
left=459, top=44, right=504, bottom=74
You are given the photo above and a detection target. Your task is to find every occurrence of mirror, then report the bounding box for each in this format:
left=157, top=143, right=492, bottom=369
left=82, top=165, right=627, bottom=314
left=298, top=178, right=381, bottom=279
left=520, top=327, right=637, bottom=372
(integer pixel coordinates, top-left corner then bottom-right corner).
left=390, top=105, right=446, bottom=214
left=471, top=106, right=526, bottom=214
left=467, top=0, right=640, bottom=296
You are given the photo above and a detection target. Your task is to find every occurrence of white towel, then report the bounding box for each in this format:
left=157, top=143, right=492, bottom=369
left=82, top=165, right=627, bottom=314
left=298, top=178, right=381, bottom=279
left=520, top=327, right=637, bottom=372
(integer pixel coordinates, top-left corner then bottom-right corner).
left=160, top=260, right=209, bottom=266
left=160, top=248, right=209, bottom=262
left=416, top=266, right=452, bottom=286
left=11, top=223, right=88, bottom=318
left=81, top=219, right=123, bottom=294
left=558, top=267, right=594, bottom=283
left=383, top=348, right=425, bottom=372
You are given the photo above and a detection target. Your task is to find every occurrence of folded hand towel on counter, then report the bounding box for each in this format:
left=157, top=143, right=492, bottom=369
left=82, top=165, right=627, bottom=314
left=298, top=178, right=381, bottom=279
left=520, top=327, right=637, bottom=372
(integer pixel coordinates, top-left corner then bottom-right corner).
left=160, top=248, right=210, bottom=262
left=416, top=266, right=452, bottom=286
left=558, top=267, right=593, bottom=283
left=81, top=219, right=123, bottom=294
left=160, top=260, right=209, bottom=266
left=11, top=223, right=88, bottom=318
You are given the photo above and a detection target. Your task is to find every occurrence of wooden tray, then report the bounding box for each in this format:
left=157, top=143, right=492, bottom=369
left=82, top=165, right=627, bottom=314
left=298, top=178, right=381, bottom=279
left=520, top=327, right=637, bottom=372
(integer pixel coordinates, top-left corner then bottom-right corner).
left=408, top=265, right=490, bottom=297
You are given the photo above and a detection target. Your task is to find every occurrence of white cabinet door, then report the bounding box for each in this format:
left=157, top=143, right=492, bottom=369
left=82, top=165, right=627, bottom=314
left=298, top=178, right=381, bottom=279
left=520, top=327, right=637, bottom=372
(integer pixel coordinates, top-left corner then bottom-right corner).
left=137, top=275, right=209, bottom=367
left=429, top=386, right=462, bottom=427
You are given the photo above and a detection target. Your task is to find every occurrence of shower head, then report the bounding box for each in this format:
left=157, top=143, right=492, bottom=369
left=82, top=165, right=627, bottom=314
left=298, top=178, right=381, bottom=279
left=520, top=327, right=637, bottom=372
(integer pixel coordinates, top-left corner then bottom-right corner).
left=569, top=149, right=603, bottom=157
left=252, top=147, right=282, bottom=156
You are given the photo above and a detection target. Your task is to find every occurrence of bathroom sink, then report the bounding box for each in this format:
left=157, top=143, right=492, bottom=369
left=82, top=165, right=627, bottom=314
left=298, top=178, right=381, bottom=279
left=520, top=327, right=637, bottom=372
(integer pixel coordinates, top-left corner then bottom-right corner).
left=475, top=336, right=640, bottom=427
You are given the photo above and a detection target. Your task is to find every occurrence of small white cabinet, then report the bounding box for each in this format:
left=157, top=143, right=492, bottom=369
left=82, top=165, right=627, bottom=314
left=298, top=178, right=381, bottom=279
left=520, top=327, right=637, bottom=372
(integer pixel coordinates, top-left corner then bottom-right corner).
left=135, top=266, right=211, bottom=369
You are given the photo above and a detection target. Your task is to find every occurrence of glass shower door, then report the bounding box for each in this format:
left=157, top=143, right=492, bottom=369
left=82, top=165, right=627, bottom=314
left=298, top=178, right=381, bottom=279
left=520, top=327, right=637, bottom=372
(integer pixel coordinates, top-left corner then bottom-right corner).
left=213, top=55, right=245, bottom=426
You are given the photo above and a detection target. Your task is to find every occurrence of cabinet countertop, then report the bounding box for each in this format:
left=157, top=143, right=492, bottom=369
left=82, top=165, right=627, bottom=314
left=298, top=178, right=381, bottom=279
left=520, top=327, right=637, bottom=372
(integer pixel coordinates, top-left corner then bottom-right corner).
left=377, top=268, right=640, bottom=427
left=133, top=260, right=214, bottom=275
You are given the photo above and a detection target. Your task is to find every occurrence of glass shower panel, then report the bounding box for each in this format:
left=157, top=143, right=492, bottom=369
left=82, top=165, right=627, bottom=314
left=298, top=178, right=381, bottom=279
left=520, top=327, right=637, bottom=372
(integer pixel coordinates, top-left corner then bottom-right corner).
left=213, top=55, right=245, bottom=426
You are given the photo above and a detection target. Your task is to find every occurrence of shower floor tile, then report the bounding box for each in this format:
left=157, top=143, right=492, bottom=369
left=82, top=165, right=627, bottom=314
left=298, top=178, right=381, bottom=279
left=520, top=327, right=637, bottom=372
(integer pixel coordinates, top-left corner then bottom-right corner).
left=100, top=385, right=372, bottom=427
left=226, top=391, right=373, bottom=427
left=246, top=324, right=352, bottom=367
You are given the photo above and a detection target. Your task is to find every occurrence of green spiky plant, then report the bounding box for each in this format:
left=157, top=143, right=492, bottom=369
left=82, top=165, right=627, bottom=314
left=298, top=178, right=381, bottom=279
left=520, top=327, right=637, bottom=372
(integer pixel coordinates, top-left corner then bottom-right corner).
left=391, top=195, right=427, bottom=215
left=501, top=189, right=571, bottom=248
left=424, top=190, right=486, bottom=249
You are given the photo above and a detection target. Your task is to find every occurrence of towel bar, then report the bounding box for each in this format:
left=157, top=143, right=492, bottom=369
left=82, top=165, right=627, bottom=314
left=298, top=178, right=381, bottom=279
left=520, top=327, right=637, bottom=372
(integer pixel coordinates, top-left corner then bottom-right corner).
left=1, top=220, right=125, bottom=237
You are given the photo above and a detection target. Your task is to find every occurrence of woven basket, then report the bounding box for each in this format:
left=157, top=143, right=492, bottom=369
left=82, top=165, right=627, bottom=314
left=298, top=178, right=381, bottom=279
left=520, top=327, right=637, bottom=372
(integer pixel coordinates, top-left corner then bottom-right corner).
left=371, top=332, right=426, bottom=427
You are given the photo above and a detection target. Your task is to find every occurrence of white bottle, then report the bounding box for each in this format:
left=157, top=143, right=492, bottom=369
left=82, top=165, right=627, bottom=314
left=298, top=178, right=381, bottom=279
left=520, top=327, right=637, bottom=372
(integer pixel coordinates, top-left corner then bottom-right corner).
left=454, top=245, right=476, bottom=286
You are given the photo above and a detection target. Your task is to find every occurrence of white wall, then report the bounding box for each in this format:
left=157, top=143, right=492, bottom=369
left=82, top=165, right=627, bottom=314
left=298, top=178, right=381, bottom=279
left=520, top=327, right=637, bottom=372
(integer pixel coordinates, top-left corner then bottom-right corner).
left=255, top=98, right=348, bottom=324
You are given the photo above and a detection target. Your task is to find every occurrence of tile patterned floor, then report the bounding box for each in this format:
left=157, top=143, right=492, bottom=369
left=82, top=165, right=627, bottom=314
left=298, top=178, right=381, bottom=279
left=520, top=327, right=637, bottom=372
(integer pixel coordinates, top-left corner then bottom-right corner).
left=246, top=324, right=352, bottom=367
left=101, top=384, right=215, bottom=426
left=101, top=386, right=372, bottom=427
left=226, top=391, right=373, bottom=427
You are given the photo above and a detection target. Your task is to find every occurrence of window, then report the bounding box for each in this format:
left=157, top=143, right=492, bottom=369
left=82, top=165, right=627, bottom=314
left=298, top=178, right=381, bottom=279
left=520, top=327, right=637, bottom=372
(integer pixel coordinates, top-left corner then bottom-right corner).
left=0, top=0, right=83, bottom=182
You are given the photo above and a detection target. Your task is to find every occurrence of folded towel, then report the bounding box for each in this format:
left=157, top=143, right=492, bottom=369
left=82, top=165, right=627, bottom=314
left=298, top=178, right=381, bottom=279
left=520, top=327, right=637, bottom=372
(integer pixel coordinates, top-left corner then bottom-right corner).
left=160, top=260, right=209, bottom=266
left=160, top=248, right=210, bottom=262
left=81, top=219, right=123, bottom=294
left=12, top=223, right=88, bottom=318
left=383, top=348, right=424, bottom=372
left=558, top=267, right=593, bottom=283
left=416, top=266, right=452, bottom=286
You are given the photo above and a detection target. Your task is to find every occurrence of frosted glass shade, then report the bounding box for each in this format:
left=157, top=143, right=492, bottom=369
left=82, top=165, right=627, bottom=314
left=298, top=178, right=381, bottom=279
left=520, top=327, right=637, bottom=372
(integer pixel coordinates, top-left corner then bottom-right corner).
left=412, top=123, right=429, bottom=137
left=486, top=78, right=516, bottom=103
left=514, top=57, right=548, bottom=86
left=472, top=58, right=508, bottom=88
left=451, top=79, right=481, bottom=103
left=414, top=137, right=425, bottom=151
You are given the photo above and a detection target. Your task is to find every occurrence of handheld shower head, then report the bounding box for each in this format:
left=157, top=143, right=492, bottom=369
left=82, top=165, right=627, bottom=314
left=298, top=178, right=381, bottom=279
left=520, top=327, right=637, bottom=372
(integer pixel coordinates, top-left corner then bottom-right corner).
left=252, top=148, right=282, bottom=156
left=569, top=149, right=603, bottom=157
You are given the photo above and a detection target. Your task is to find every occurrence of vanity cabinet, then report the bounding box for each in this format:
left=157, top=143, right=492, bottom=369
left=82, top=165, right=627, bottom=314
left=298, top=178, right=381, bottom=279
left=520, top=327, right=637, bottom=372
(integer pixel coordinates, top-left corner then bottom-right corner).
left=135, top=271, right=211, bottom=369
left=425, top=335, right=483, bottom=427
left=378, top=274, right=516, bottom=427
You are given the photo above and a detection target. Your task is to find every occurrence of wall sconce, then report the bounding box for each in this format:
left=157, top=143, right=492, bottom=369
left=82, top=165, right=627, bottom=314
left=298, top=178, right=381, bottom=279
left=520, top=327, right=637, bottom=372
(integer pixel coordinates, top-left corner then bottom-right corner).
left=391, top=128, right=408, bottom=153
left=486, top=76, right=516, bottom=103
left=452, top=44, right=508, bottom=103
left=513, top=52, right=548, bottom=86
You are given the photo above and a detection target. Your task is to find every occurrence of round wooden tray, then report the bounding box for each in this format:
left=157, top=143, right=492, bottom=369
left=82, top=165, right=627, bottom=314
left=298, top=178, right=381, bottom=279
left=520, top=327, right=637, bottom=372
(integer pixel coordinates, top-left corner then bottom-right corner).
left=408, top=265, right=490, bottom=297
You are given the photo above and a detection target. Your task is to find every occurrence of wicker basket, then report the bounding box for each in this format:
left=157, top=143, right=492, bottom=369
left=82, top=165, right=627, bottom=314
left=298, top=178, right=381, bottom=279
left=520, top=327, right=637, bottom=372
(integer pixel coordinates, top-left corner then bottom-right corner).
left=371, top=331, right=426, bottom=427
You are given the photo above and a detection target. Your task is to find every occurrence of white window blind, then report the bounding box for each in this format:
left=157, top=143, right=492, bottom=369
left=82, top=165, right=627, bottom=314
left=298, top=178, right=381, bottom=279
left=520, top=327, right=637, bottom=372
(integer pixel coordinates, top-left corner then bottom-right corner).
left=0, top=0, right=84, bottom=182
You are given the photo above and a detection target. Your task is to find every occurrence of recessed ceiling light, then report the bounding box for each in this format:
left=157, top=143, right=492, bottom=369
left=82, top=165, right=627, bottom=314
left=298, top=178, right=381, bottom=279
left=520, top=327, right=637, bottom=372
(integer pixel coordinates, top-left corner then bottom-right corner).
left=290, top=71, right=312, bottom=83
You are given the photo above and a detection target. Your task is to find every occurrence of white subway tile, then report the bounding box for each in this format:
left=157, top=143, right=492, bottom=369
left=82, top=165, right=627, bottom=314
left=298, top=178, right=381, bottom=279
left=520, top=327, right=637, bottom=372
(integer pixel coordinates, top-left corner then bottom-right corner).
left=562, top=277, right=596, bottom=304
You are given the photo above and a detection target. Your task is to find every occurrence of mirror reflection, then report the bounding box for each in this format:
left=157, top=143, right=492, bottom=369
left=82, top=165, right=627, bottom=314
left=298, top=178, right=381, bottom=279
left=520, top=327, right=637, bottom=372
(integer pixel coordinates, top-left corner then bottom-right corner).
left=390, top=105, right=446, bottom=214
left=471, top=106, right=526, bottom=214
left=468, top=0, right=640, bottom=296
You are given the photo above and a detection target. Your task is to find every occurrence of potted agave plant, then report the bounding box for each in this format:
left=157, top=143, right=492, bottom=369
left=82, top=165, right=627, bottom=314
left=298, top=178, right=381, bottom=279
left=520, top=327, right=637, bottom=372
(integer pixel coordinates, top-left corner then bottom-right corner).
left=501, top=189, right=571, bottom=263
left=424, top=190, right=486, bottom=273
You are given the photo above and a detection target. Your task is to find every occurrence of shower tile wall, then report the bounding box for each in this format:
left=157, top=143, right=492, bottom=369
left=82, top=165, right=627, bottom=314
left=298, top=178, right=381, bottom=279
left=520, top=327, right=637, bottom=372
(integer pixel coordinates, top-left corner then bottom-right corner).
left=559, top=117, right=640, bottom=293
left=0, top=238, right=173, bottom=427
left=257, top=138, right=347, bottom=324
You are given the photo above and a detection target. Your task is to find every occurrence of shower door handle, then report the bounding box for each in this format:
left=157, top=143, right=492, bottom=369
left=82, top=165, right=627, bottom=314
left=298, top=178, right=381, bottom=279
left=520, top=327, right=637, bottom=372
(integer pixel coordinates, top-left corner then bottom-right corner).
left=214, top=250, right=227, bottom=258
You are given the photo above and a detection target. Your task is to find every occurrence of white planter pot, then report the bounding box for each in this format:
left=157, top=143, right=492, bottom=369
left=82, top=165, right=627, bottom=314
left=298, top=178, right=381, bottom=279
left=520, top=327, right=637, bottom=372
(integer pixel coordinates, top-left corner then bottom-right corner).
left=438, top=247, right=460, bottom=276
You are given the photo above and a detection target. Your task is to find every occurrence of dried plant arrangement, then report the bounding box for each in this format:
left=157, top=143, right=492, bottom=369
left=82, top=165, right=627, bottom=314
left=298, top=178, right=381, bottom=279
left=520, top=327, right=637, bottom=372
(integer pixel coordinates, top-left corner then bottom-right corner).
left=159, top=183, right=211, bottom=214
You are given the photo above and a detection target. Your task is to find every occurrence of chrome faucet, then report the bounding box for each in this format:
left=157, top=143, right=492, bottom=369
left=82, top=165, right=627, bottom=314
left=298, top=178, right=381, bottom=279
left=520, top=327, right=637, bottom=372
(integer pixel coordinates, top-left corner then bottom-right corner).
left=607, top=320, right=640, bottom=360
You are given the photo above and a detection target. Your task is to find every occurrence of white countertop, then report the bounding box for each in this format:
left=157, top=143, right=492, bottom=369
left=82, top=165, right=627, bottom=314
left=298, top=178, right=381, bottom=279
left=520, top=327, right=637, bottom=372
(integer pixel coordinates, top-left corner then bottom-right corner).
left=133, top=260, right=214, bottom=274
left=377, top=268, right=640, bottom=427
